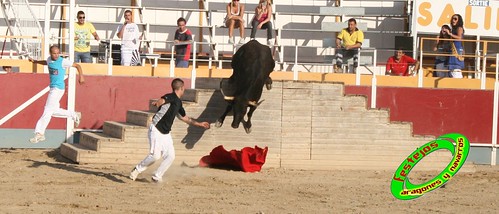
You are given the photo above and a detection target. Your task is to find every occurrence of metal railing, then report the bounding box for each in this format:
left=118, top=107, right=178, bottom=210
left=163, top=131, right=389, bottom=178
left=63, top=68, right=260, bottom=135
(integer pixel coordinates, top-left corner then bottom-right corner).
left=419, top=37, right=499, bottom=89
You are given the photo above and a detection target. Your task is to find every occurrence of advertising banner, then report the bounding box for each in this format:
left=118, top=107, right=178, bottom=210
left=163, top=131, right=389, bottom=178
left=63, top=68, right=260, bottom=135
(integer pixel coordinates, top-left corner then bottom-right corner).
left=415, top=0, right=499, bottom=36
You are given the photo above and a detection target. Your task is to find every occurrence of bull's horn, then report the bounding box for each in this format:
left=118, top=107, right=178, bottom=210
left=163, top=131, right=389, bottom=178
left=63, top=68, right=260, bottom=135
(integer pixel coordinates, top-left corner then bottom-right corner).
left=248, top=99, right=265, bottom=106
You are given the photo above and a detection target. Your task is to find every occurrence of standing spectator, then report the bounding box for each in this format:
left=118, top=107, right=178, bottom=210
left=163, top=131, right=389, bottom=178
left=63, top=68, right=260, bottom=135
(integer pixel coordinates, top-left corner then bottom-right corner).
left=117, top=10, right=142, bottom=66
left=129, top=78, right=210, bottom=182
left=444, top=14, right=465, bottom=78
left=225, top=0, right=245, bottom=44
left=385, top=48, right=419, bottom=76
left=75, top=11, right=100, bottom=63
left=28, top=45, right=85, bottom=143
left=334, top=18, right=364, bottom=73
left=250, top=0, right=273, bottom=45
left=174, top=17, right=193, bottom=68
left=433, top=25, right=452, bottom=77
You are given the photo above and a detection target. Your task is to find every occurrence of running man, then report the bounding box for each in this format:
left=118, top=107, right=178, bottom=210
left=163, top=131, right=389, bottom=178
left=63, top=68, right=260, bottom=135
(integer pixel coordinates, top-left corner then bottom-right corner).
left=129, top=78, right=210, bottom=182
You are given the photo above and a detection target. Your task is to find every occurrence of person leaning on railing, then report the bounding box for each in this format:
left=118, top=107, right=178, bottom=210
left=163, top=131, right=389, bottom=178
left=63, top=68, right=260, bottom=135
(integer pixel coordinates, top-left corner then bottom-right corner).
left=334, top=18, right=364, bottom=73
left=385, top=48, right=419, bottom=76
left=432, top=25, right=452, bottom=77
left=174, top=17, right=193, bottom=68
left=75, top=11, right=100, bottom=63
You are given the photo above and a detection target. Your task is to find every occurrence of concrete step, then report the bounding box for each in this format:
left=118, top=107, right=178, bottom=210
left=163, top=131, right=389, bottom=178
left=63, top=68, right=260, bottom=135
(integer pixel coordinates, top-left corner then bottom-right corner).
left=322, top=22, right=368, bottom=32
left=320, top=6, right=366, bottom=16
left=126, top=110, right=154, bottom=127
left=325, top=54, right=373, bottom=65
left=60, top=143, right=98, bottom=163
left=103, top=121, right=148, bottom=140
left=195, top=77, right=224, bottom=89
left=79, top=132, right=122, bottom=151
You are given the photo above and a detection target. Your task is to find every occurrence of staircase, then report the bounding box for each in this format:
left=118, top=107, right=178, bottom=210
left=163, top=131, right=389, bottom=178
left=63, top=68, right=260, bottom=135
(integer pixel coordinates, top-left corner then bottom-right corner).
left=0, top=0, right=44, bottom=59
left=60, top=80, right=475, bottom=171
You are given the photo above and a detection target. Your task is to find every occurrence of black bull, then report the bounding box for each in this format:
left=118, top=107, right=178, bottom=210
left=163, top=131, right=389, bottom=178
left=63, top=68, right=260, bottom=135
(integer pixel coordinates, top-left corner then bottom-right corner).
left=215, top=40, right=274, bottom=133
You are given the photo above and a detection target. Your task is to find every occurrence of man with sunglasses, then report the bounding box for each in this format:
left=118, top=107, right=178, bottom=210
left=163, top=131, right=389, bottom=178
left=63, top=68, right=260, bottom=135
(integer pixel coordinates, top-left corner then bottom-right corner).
left=75, top=11, right=100, bottom=63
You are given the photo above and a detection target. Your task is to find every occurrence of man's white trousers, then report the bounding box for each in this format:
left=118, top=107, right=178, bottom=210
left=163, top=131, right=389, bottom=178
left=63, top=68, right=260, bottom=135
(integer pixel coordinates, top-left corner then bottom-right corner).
left=34, top=87, right=77, bottom=134
left=135, top=125, right=176, bottom=180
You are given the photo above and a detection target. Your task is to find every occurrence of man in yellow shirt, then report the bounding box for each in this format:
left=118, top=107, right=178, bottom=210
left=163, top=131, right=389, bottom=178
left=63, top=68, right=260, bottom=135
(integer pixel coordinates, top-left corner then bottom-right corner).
left=75, top=11, right=100, bottom=63
left=334, top=18, right=364, bottom=73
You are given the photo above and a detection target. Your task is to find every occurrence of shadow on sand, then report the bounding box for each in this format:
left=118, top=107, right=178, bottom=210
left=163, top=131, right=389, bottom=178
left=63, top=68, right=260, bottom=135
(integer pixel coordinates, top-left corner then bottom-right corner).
left=181, top=90, right=227, bottom=149
left=24, top=149, right=127, bottom=183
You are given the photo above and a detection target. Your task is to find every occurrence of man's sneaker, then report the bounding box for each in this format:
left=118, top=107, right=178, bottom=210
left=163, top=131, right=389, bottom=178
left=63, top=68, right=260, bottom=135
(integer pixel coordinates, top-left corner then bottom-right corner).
left=151, top=175, right=162, bottom=183
left=74, top=112, right=81, bottom=127
left=129, top=167, right=139, bottom=181
left=228, top=37, right=234, bottom=44
left=238, top=37, right=245, bottom=44
left=29, top=133, right=46, bottom=144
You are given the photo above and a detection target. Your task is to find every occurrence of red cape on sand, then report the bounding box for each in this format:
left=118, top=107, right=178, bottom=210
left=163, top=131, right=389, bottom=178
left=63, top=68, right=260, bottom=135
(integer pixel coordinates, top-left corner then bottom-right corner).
left=199, top=145, right=268, bottom=172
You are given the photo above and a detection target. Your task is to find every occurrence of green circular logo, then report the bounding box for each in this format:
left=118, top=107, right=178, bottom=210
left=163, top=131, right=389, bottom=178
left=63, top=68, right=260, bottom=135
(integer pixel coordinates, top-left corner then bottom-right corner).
left=391, top=133, right=470, bottom=200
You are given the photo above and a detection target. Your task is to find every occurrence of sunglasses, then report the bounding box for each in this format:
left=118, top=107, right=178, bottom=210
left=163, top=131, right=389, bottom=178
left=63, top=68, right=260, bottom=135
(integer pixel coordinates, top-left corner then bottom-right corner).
left=233, top=0, right=239, bottom=1
left=78, top=16, right=85, bottom=19
left=452, top=17, right=458, bottom=21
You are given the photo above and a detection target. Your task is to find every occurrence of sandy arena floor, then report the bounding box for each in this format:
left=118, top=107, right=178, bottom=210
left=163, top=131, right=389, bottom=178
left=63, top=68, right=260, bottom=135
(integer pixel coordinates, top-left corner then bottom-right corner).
left=0, top=148, right=497, bottom=213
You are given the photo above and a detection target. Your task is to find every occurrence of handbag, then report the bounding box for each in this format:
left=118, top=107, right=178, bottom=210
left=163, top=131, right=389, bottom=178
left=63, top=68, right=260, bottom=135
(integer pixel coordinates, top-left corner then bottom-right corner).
left=451, top=42, right=465, bottom=61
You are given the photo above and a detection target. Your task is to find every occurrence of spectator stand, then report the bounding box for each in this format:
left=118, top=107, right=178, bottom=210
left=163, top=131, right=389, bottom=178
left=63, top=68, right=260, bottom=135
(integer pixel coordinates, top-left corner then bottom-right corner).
left=26, top=2, right=215, bottom=68
left=274, top=0, right=410, bottom=73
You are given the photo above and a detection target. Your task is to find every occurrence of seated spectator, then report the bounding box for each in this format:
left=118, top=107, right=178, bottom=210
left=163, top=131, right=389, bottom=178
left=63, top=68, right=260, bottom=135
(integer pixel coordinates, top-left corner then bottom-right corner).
left=433, top=25, right=452, bottom=77
left=1, top=66, right=12, bottom=73
left=250, top=0, right=273, bottom=45
left=334, top=18, right=364, bottom=73
left=225, top=0, right=245, bottom=44
left=386, top=48, right=419, bottom=76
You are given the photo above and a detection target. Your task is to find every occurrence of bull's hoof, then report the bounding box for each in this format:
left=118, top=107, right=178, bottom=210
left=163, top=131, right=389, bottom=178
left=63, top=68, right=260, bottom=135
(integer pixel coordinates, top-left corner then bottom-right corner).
left=215, top=120, right=223, bottom=128
left=265, top=83, right=272, bottom=90
left=231, top=123, right=240, bottom=129
left=244, top=127, right=252, bottom=134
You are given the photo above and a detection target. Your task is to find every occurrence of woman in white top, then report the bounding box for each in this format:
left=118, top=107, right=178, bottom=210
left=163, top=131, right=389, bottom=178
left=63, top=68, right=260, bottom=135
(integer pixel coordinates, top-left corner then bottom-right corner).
left=225, top=0, right=245, bottom=44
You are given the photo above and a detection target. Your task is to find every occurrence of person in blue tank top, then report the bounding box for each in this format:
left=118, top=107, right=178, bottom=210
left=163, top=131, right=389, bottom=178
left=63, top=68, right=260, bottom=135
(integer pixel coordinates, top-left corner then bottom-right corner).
left=28, top=45, right=85, bottom=143
left=444, top=14, right=465, bottom=78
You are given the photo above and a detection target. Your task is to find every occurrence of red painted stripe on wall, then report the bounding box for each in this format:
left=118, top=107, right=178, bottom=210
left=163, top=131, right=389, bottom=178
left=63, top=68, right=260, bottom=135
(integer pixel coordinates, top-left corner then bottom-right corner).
left=0, top=73, right=190, bottom=129
left=345, top=86, right=495, bottom=144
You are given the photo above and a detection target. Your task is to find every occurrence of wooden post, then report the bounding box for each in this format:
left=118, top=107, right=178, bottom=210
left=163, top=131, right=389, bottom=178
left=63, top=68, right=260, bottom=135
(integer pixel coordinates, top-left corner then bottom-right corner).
left=198, top=0, right=205, bottom=53
left=60, top=0, right=67, bottom=52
